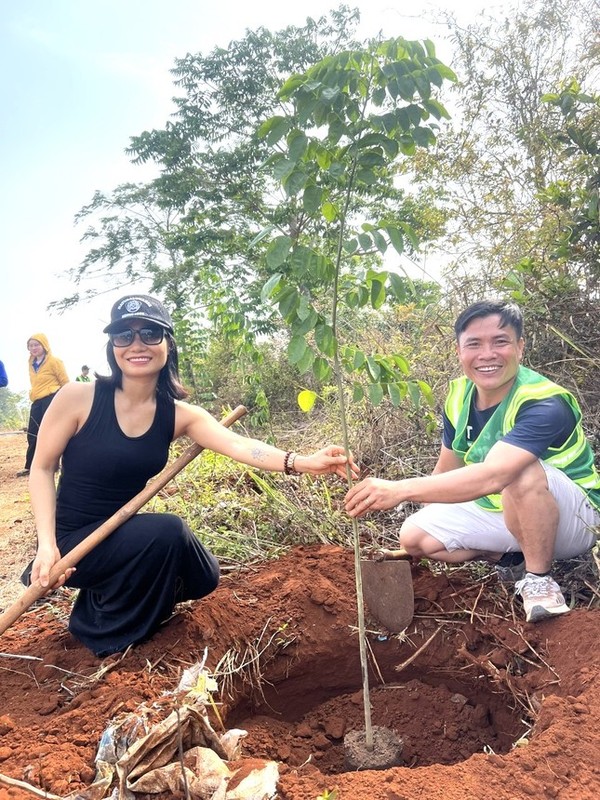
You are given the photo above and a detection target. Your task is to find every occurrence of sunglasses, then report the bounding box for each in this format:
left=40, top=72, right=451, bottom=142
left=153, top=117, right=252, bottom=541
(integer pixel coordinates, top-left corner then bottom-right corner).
left=109, top=326, right=165, bottom=347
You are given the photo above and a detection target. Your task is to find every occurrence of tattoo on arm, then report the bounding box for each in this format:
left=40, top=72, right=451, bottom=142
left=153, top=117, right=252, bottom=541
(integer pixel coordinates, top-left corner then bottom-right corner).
left=251, top=447, right=268, bottom=463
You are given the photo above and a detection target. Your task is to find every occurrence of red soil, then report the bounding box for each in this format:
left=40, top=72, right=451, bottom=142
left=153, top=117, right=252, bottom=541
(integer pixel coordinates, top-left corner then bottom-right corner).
left=1, top=434, right=599, bottom=799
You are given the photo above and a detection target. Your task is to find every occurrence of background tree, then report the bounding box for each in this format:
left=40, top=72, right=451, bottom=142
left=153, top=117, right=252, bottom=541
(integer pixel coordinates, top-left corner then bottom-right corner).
left=57, top=6, right=449, bottom=414
left=401, top=0, right=600, bottom=413
left=0, top=390, right=28, bottom=432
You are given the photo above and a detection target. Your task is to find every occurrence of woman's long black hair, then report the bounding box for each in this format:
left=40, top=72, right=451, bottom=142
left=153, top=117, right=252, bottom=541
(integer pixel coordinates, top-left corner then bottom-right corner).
left=95, top=331, right=188, bottom=400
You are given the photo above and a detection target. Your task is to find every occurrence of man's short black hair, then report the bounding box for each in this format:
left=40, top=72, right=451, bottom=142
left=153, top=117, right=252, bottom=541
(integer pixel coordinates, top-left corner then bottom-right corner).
left=454, top=300, right=524, bottom=340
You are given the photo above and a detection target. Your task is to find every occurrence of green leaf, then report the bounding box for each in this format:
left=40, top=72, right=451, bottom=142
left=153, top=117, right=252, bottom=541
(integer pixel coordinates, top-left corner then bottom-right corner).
left=417, top=380, right=435, bottom=406
left=283, top=169, right=308, bottom=196
left=388, top=272, right=409, bottom=302
left=303, top=184, right=323, bottom=213
left=322, top=86, right=340, bottom=101
left=372, top=229, right=387, bottom=253
left=353, top=349, right=366, bottom=369
left=316, top=149, right=332, bottom=169
left=278, top=286, right=299, bottom=319
left=358, top=232, right=372, bottom=251
left=398, top=135, right=416, bottom=156
left=296, top=294, right=312, bottom=321
left=400, top=221, right=420, bottom=250
left=313, top=357, right=332, bottom=382
left=407, top=380, right=421, bottom=408
left=278, top=75, right=304, bottom=99
left=296, top=346, right=315, bottom=375
left=387, top=382, right=402, bottom=407
left=357, top=150, right=386, bottom=168
left=370, top=279, right=386, bottom=309
left=266, top=236, right=292, bottom=268
left=359, top=132, right=398, bottom=158
left=260, top=272, right=283, bottom=301
left=356, top=168, right=377, bottom=184
left=352, top=382, right=364, bottom=402
left=413, top=71, right=431, bottom=100
left=315, top=323, right=336, bottom=357
left=288, top=335, right=308, bottom=365
left=273, top=158, right=296, bottom=182
left=288, top=130, right=309, bottom=162
left=321, top=201, right=338, bottom=222
left=258, top=116, right=290, bottom=145
left=298, top=389, right=317, bottom=412
left=367, top=382, right=384, bottom=405
left=248, top=225, right=275, bottom=249
left=366, top=356, right=381, bottom=381
left=293, top=308, right=318, bottom=336
left=356, top=285, right=370, bottom=307
left=392, top=353, right=410, bottom=375
left=387, top=226, right=404, bottom=255
left=413, top=126, right=436, bottom=148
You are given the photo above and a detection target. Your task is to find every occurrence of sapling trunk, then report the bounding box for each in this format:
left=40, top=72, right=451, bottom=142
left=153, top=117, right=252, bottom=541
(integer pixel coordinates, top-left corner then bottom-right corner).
left=331, top=151, right=374, bottom=750
left=333, top=354, right=374, bottom=751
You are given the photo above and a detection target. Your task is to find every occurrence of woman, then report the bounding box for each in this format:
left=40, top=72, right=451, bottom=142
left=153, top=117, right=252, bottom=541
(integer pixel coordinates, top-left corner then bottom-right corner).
left=18, top=333, right=69, bottom=477
left=28, top=293, right=357, bottom=657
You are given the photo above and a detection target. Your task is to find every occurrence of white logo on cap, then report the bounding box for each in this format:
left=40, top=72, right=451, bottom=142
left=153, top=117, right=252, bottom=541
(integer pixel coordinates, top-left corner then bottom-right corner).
left=125, top=300, right=143, bottom=313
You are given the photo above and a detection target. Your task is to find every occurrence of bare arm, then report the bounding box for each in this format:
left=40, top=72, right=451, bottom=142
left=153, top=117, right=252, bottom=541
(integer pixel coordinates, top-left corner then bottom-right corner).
left=28, top=383, right=91, bottom=586
left=432, top=444, right=464, bottom=474
left=175, top=401, right=359, bottom=479
left=345, top=441, right=537, bottom=517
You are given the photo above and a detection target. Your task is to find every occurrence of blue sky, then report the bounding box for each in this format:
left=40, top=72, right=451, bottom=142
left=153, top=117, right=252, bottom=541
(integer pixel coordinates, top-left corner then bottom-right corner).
left=1, top=0, right=503, bottom=393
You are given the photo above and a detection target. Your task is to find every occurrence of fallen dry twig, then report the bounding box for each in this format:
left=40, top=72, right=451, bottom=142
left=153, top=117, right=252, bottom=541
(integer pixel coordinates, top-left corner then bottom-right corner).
left=0, top=772, right=62, bottom=800
left=394, top=626, right=443, bottom=674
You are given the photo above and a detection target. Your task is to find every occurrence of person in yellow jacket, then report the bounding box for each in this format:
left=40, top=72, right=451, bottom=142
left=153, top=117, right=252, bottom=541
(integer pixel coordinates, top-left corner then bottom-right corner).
left=345, top=300, right=600, bottom=624
left=18, top=333, right=69, bottom=477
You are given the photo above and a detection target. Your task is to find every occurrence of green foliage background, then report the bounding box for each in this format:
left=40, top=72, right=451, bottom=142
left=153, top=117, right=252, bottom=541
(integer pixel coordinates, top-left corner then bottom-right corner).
left=47, top=0, right=600, bottom=554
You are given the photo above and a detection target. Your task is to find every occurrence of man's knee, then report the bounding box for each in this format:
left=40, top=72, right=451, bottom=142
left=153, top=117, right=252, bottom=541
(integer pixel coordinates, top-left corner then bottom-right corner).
left=400, top=519, right=432, bottom=556
left=502, top=459, right=550, bottom=504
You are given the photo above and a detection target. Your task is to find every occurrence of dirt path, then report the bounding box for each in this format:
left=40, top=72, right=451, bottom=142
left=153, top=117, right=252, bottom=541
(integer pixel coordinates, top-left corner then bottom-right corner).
left=0, top=433, right=36, bottom=610
left=0, top=438, right=599, bottom=799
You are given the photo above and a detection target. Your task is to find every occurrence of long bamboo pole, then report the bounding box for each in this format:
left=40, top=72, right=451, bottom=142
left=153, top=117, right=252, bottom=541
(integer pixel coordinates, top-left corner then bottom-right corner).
left=0, top=405, right=247, bottom=637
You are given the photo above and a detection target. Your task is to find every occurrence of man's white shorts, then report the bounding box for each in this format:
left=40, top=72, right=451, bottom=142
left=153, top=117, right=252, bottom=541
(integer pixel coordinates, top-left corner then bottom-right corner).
left=404, top=462, right=599, bottom=560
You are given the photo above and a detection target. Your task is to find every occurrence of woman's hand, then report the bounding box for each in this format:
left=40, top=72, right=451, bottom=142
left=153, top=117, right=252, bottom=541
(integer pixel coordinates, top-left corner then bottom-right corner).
left=295, top=446, right=360, bottom=480
left=344, top=477, right=404, bottom=517
left=30, top=544, right=76, bottom=590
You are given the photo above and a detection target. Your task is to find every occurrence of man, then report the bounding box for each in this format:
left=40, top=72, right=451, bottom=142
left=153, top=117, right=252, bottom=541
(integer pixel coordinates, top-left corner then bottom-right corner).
left=76, top=365, right=91, bottom=382
left=345, top=300, right=600, bottom=623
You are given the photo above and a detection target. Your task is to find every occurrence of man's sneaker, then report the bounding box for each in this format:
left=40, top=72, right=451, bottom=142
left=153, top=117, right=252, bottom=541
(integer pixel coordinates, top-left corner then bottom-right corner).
left=514, top=573, right=570, bottom=622
left=494, top=552, right=526, bottom=583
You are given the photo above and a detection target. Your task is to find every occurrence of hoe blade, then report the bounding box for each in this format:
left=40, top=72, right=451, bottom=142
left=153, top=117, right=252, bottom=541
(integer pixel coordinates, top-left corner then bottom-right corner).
left=360, top=559, right=414, bottom=633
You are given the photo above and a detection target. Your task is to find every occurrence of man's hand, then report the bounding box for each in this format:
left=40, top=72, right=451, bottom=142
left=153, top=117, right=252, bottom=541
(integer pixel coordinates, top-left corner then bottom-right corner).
left=344, top=477, right=404, bottom=517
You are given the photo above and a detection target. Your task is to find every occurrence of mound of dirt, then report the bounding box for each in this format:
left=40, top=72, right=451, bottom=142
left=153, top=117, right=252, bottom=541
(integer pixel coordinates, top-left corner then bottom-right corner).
left=1, top=434, right=599, bottom=799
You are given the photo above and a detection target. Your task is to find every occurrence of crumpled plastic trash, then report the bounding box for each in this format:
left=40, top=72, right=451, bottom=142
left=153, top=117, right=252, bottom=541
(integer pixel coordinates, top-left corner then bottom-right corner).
left=127, top=745, right=230, bottom=797
left=65, top=659, right=278, bottom=800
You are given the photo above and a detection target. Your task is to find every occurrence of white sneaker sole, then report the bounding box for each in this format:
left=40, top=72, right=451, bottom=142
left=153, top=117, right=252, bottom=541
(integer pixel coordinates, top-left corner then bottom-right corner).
left=526, top=604, right=570, bottom=623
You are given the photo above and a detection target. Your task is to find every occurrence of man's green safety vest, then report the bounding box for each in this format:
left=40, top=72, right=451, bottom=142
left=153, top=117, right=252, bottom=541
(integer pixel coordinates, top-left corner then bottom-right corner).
left=444, top=365, right=600, bottom=512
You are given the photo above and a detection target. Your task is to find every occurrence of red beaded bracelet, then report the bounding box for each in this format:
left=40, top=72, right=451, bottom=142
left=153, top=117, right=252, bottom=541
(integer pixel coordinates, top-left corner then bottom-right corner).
left=283, top=451, right=298, bottom=475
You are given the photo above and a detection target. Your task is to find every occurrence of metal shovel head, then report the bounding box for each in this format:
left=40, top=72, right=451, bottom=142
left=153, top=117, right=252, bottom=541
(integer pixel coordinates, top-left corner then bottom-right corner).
left=360, top=559, right=414, bottom=633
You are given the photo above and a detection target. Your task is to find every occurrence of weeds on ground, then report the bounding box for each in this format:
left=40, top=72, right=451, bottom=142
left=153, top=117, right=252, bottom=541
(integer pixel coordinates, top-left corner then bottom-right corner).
left=149, top=446, right=356, bottom=567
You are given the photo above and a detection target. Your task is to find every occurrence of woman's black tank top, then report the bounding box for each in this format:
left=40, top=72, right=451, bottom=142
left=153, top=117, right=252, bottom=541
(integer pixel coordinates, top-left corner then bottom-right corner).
left=56, top=382, right=175, bottom=532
